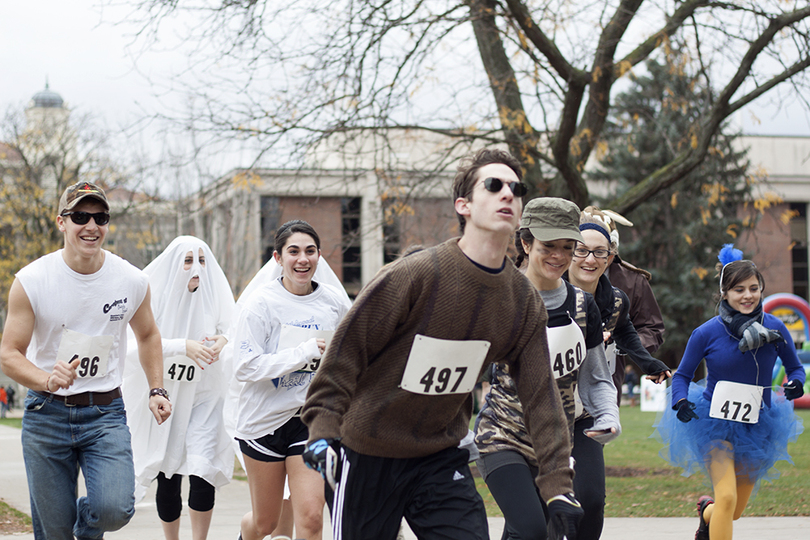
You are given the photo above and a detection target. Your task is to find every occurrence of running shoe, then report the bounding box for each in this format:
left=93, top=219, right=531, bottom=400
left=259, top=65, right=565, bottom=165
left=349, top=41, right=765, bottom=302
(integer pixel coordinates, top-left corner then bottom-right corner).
left=695, top=495, right=713, bottom=540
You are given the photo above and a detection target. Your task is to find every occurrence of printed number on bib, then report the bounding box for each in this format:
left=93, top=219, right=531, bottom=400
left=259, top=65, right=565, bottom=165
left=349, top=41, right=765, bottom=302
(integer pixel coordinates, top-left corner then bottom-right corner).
left=55, top=328, right=114, bottom=379
left=400, top=335, right=490, bottom=395
left=164, top=356, right=201, bottom=383
left=278, top=325, right=336, bottom=372
left=709, top=381, right=763, bottom=424
left=547, top=318, right=586, bottom=379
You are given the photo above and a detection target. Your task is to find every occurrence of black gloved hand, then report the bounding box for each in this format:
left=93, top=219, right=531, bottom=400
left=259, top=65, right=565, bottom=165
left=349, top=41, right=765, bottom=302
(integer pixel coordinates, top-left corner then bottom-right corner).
left=675, top=399, right=698, bottom=423
left=302, top=438, right=341, bottom=489
left=784, top=380, right=804, bottom=401
left=547, top=493, right=584, bottom=540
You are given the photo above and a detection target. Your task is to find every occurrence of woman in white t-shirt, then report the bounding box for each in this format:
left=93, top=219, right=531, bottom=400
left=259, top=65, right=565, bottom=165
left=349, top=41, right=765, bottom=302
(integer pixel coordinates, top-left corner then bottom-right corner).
left=234, top=220, right=350, bottom=540
left=123, top=236, right=235, bottom=540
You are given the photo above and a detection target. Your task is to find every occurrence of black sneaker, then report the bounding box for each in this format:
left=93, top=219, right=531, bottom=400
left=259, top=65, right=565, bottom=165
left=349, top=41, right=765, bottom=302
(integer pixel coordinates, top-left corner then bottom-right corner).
left=695, top=495, right=713, bottom=540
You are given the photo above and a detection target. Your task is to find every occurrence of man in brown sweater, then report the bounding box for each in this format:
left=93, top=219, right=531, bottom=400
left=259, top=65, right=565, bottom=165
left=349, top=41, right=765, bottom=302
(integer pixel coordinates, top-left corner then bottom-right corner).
left=302, top=149, right=582, bottom=540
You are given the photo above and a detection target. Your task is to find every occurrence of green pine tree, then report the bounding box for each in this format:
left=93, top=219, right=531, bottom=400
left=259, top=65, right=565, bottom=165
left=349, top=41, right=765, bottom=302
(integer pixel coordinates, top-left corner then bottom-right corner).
left=594, top=46, right=759, bottom=365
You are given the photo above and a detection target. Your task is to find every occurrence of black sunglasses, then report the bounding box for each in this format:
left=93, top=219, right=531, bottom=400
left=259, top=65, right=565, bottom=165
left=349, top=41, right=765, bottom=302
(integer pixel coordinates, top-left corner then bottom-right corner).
left=483, top=177, right=528, bottom=197
left=62, top=211, right=110, bottom=226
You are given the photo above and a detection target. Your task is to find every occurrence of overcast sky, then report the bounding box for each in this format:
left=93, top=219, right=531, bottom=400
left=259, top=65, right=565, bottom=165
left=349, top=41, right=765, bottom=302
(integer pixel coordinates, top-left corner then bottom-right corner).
left=3, top=1, right=810, bottom=169
left=1, top=2, right=183, bottom=132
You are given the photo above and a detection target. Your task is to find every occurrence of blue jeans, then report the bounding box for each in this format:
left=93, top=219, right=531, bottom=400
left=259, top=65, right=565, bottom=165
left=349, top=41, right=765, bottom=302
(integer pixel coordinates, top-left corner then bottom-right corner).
left=21, top=390, right=135, bottom=540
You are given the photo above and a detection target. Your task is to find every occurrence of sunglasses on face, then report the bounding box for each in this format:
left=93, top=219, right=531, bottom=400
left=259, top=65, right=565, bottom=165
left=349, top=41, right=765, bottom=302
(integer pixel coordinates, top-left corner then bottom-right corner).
left=61, top=211, right=110, bottom=226
left=483, top=177, right=528, bottom=197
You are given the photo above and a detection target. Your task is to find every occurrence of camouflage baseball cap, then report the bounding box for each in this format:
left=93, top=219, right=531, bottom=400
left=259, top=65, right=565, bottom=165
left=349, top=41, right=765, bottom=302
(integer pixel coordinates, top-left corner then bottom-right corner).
left=520, top=197, right=583, bottom=242
left=58, top=181, right=109, bottom=214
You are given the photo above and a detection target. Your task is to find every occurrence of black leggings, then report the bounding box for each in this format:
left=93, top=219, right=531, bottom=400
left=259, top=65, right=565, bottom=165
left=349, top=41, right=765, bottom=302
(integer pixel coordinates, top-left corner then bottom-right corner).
left=572, top=416, right=606, bottom=540
left=155, top=473, right=216, bottom=522
left=485, top=461, right=549, bottom=539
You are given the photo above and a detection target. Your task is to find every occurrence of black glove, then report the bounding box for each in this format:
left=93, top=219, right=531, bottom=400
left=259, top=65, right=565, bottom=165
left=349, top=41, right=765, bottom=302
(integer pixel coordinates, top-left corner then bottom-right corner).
left=784, top=380, right=804, bottom=401
left=675, top=399, right=698, bottom=423
left=547, top=493, right=583, bottom=540
left=302, top=438, right=342, bottom=489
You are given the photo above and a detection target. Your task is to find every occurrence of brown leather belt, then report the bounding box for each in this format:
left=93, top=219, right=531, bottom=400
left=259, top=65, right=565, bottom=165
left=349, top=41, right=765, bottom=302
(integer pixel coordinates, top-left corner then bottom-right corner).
left=44, top=387, right=122, bottom=406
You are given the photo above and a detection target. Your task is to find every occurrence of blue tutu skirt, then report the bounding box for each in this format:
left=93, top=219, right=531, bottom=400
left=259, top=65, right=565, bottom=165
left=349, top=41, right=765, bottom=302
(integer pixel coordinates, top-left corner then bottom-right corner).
left=652, top=381, right=803, bottom=487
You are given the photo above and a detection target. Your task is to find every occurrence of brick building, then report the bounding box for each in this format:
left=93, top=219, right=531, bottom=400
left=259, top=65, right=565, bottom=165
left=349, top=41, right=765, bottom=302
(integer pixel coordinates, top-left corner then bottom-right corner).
left=735, top=135, right=810, bottom=301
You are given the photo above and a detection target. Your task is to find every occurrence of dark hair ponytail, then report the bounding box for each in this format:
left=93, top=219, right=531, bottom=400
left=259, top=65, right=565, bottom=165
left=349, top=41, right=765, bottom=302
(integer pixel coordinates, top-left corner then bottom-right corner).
left=514, top=228, right=534, bottom=268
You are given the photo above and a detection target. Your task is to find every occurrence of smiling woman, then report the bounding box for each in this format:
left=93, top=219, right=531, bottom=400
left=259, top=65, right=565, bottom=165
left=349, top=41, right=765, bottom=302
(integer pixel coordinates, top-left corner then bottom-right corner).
left=563, top=210, right=670, bottom=540
left=232, top=219, right=350, bottom=540
left=653, top=245, right=806, bottom=540
left=474, top=197, right=620, bottom=540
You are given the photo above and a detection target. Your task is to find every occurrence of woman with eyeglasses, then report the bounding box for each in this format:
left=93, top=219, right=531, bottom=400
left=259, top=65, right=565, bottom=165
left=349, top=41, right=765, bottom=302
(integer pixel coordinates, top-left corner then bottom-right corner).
left=653, top=245, right=805, bottom=540
left=564, top=210, right=670, bottom=540
left=123, top=236, right=235, bottom=540
left=474, top=197, right=620, bottom=540
left=234, top=220, right=350, bottom=540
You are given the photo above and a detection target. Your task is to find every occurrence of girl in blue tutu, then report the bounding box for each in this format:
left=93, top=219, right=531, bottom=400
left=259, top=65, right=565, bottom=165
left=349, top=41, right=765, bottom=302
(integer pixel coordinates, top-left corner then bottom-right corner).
left=653, top=245, right=805, bottom=540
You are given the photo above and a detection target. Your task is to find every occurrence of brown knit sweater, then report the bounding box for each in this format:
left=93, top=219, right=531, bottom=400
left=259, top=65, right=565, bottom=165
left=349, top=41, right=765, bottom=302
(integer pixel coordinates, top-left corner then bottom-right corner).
left=303, top=238, right=574, bottom=499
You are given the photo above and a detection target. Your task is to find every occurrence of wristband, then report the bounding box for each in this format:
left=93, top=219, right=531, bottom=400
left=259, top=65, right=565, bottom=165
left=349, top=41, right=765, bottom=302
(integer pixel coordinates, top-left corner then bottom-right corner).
left=149, top=387, right=170, bottom=401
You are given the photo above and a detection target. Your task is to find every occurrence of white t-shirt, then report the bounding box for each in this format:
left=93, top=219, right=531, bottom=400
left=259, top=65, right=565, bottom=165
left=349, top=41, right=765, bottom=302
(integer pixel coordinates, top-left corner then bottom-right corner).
left=234, top=277, right=349, bottom=440
left=16, top=249, right=149, bottom=394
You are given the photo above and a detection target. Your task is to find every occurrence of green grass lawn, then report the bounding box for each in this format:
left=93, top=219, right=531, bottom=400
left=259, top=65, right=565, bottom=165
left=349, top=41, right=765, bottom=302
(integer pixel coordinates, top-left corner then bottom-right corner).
left=0, top=417, right=22, bottom=429
left=476, top=406, right=810, bottom=517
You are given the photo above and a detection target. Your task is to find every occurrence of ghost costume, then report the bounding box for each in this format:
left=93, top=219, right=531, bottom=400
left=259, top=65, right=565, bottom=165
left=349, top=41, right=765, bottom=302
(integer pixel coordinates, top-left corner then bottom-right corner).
left=123, top=236, right=235, bottom=502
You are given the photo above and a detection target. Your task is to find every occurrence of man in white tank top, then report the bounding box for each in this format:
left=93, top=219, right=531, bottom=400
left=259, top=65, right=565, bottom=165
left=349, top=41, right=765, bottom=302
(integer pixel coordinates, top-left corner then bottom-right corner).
left=0, top=181, right=172, bottom=540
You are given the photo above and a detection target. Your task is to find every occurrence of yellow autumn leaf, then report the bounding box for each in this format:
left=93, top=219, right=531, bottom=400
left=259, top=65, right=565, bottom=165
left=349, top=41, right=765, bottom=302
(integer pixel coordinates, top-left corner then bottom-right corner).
left=684, top=233, right=692, bottom=245
left=671, top=192, right=678, bottom=208
left=691, top=267, right=709, bottom=280
left=701, top=207, right=711, bottom=225
left=780, top=209, right=799, bottom=225
left=617, top=60, right=632, bottom=78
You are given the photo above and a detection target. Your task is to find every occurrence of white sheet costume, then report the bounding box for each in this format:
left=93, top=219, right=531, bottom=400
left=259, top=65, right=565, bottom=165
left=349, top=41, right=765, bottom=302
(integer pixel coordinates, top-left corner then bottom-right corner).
left=123, top=236, right=235, bottom=501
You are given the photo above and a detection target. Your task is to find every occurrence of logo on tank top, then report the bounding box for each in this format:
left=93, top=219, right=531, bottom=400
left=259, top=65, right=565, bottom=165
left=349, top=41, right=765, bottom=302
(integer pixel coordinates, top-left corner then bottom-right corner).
left=103, top=297, right=128, bottom=321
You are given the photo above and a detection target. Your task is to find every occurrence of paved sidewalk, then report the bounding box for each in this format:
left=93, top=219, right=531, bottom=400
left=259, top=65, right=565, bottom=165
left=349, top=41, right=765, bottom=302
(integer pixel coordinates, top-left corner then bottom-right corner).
left=2, top=423, right=809, bottom=539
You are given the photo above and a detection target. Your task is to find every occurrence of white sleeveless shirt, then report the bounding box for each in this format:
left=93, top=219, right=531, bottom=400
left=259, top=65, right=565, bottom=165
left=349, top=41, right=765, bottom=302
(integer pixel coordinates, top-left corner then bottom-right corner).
left=17, top=249, right=149, bottom=394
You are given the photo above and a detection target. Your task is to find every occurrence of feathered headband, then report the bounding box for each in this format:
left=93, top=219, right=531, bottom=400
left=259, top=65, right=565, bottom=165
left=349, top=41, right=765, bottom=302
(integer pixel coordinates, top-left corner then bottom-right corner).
left=581, top=206, right=633, bottom=248
left=718, top=243, right=746, bottom=294
left=718, top=243, right=743, bottom=267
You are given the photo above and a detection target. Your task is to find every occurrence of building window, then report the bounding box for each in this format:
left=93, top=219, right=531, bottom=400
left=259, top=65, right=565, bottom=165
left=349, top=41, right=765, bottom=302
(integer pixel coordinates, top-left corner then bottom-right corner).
left=790, top=202, right=808, bottom=301
left=260, top=196, right=281, bottom=265
left=342, top=197, right=362, bottom=291
left=383, top=201, right=402, bottom=265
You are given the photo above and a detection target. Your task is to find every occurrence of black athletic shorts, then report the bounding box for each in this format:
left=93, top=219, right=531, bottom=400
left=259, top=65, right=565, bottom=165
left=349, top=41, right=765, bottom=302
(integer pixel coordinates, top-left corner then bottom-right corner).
left=329, top=444, right=489, bottom=540
left=237, top=416, right=308, bottom=462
